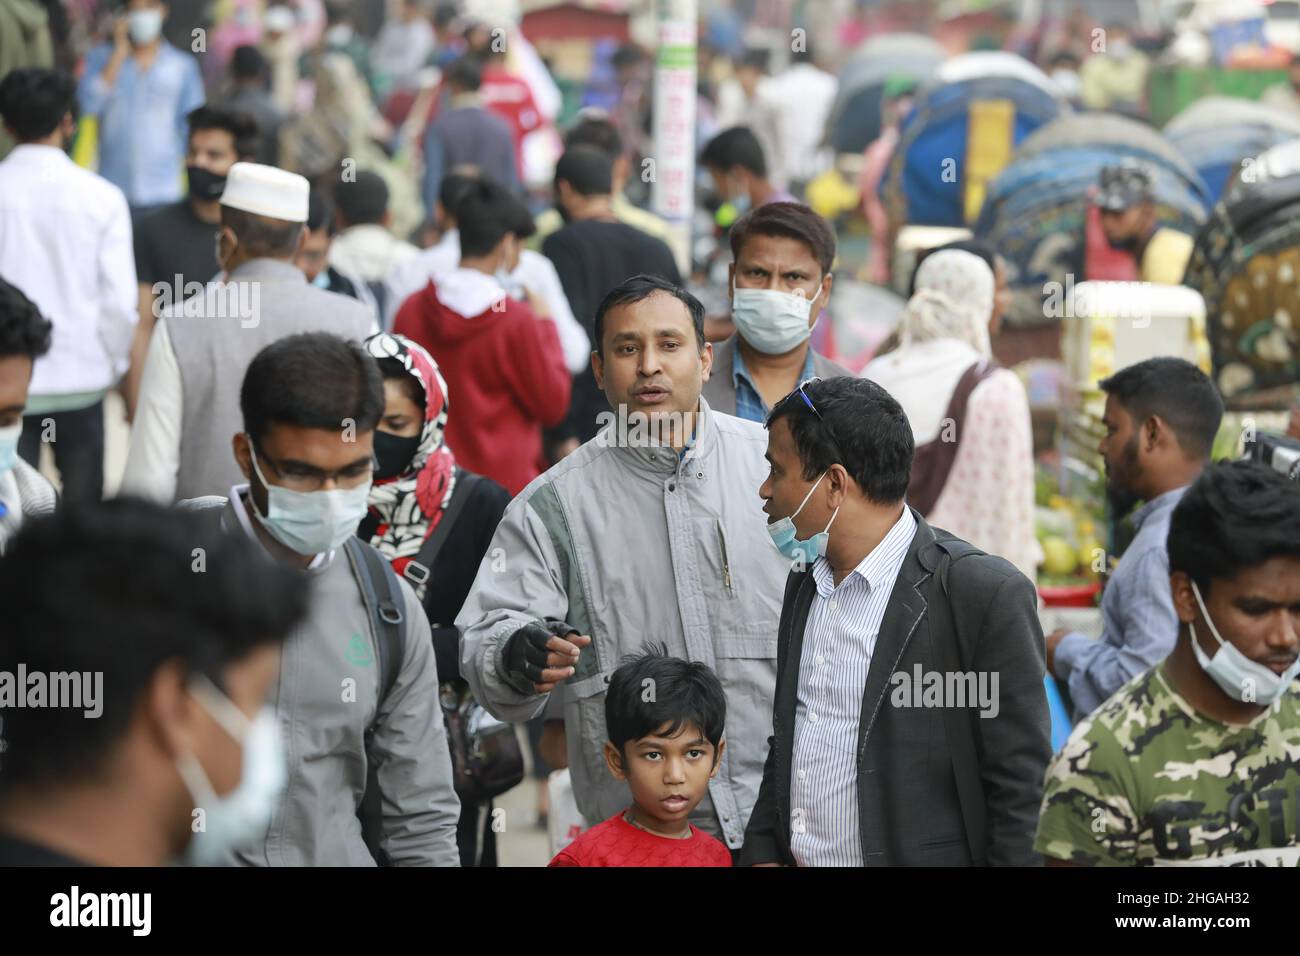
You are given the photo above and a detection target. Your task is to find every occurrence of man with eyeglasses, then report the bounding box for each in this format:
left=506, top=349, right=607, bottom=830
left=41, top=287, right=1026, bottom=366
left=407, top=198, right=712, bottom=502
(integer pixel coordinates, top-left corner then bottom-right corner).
left=181, top=331, right=461, bottom=866
left=122, top=161, right=377, bottom=504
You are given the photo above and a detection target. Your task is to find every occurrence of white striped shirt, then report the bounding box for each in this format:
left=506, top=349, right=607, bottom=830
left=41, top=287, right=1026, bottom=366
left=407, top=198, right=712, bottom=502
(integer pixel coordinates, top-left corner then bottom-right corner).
left=789, top=507, right=916, bottom=867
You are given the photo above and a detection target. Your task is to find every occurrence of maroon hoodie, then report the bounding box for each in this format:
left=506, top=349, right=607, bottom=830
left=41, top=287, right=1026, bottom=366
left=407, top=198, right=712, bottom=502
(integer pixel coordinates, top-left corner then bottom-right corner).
left=394, top=276, right=570, bottom=495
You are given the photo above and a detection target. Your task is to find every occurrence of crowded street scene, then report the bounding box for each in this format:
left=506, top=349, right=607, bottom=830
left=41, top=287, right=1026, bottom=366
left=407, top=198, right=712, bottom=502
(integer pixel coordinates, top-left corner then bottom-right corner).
left=1, top=0, right=1299, bottom=919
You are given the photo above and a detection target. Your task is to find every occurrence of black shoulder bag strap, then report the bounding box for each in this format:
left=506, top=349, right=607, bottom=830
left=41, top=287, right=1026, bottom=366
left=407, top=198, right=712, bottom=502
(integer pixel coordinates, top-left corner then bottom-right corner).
left=400, top=472, right=482, bottom=592
left=344, top=535, right=407, bottom=866
left=927, top=538, right=989, bottom=865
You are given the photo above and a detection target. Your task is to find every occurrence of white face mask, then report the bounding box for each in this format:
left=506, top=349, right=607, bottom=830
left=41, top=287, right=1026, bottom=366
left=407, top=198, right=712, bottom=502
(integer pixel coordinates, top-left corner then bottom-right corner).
left=0, top=420, right=21, bottom=476
left=128, top=8, right=164, bottom=45
left=176, top=674, right=285, bottom=866
left=731, top=276, right=828, bottom=355
left=1189, top=580, right=1300, bottom=707
left=247, top=438, right=372, bottom=556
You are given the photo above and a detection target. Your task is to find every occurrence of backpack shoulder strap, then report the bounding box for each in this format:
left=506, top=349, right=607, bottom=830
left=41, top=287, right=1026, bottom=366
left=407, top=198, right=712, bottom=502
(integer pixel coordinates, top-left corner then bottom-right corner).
left=344, top=536, right=406, bottom=712
left=401, top=471, right=482, bottom=591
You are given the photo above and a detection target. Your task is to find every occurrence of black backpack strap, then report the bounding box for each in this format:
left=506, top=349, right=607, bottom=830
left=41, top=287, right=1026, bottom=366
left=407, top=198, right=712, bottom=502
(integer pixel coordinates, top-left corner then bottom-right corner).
left=401, top=471, right=482, bottom=591
left=926, top=538, right=989, bottom=865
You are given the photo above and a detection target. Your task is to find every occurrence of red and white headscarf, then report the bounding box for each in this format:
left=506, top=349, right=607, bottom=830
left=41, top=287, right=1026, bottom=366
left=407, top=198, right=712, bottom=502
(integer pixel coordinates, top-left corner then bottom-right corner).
left=362, top=332, right=457, bottom=588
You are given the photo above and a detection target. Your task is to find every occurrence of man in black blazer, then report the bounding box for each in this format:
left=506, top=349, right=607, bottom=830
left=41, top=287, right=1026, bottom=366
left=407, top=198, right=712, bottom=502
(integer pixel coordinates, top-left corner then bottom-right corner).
left=741, top=376, right=1050, bottom=866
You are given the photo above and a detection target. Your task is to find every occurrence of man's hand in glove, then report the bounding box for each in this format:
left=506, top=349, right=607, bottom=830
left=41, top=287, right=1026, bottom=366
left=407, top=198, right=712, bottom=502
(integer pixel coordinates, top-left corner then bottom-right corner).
left=500, top=619, right=593, bottom=694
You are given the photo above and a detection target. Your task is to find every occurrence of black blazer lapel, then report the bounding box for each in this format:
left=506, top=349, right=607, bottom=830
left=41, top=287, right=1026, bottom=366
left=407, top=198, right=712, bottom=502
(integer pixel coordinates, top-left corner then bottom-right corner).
left=774, top=568, right=816, bottom=851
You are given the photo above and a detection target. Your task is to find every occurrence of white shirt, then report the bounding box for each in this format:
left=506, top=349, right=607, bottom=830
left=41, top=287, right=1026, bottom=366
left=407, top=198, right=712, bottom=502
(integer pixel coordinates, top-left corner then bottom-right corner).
left=765, top=64, right=838, bottom=184
left=790, top=506, right=917, bottom=867
left=0, top=144, right=137, bottom=396
left=384, top=229, right=591, bottom=373
left=328, top=223, right=419, bottom=283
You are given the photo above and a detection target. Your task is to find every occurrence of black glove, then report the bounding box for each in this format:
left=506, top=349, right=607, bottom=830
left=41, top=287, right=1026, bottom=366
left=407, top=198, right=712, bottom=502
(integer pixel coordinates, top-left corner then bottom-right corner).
left=501, top=619, right=580, bottom=692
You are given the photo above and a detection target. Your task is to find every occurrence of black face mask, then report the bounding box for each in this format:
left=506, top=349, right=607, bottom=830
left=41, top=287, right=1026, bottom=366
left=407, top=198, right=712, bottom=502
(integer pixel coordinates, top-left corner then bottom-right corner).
left=373, top=429, right=421, bottom=480
left=187, top=165, right=228, bottom=201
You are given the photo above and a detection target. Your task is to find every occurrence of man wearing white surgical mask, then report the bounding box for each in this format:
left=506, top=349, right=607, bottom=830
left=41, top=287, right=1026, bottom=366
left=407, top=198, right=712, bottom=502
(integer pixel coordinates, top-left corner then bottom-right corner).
left=0, top=499, right=309, bottom=867
left=1037, top=461, right=1300, bottom=867
left=182, top=331, right=461, bottom=866
left=703, top=201, right=851, bottom=423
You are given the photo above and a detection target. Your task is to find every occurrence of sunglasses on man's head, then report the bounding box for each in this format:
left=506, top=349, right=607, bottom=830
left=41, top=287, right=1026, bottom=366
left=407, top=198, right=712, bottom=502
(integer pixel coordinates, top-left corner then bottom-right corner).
left=796, top=376, right=824, bottom=420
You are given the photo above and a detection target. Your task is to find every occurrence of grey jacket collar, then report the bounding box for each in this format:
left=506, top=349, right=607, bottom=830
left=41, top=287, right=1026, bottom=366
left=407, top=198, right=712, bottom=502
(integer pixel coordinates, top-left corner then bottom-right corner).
left=606, top=394, right=720, bottom=477
left=702, top=334, right=854, bottom=417
left=227, top=258, right=308, bottom=283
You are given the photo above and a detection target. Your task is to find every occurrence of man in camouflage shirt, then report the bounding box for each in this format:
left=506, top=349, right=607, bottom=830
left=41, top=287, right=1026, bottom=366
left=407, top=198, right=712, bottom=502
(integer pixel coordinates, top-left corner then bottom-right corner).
left=1036, top=461, right=1300, bottom=866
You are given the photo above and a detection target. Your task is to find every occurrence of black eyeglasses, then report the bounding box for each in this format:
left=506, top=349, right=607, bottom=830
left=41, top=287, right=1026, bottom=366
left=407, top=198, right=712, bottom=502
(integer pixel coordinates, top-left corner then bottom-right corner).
left=796, top=376, right=824, bottom=420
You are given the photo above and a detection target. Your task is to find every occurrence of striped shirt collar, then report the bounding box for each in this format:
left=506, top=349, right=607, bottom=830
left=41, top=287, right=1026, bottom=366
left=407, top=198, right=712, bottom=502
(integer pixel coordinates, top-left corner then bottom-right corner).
left=811, top=505, right=916, bottom=598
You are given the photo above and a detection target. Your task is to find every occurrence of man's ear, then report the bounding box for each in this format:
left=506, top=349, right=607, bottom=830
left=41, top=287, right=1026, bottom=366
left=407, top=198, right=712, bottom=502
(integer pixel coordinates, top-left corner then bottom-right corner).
left=1170, top=571, right=1198, bottom=625
left=603, top=741, right=626, bottom=781
left=146, top=658, right=199, bottom=763
left=1145, top=414, right=1167, bottom=454
left=232, top=432, right=253, bottom=481
left=709, top=738, right=726, bottom=779
left=826, top=462, right=853, bottom=509
left=591, top=350, right=604, bottom=391
left=699, top=340, right=713, bottom=383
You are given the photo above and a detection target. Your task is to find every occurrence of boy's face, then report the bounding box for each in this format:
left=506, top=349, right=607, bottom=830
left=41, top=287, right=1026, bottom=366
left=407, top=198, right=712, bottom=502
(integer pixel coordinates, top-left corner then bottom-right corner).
left=604, top=721, right=724, bottom=836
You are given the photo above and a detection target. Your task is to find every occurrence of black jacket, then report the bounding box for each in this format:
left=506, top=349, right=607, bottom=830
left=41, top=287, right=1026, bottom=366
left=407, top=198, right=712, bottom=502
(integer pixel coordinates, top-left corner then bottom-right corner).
left=739, top=510, right=1050, bottom=866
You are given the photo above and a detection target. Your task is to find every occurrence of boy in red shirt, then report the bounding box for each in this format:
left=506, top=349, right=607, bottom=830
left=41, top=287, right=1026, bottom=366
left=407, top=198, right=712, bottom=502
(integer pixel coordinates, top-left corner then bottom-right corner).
left=549, top=647, right=733, bottom=867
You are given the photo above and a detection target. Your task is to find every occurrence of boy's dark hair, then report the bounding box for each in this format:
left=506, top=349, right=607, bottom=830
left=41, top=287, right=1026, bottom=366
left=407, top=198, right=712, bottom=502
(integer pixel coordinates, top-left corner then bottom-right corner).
left=564, top=114, right=622, bottom=157
left=220, top=206, right=304, bottom=257
left=0, top=499, right=309, bottom=790
left=230, top=44, right=271, bottom=83
left=729, top=201, right=836, bottom=275
left=1167, top=460, right=1300, bottom=598
left=438, top=170, right=480, bottom=217
left=306, top=188, right=335, bottom=235
left=605, top=643, right=726, bottom=755
left=454, top=177, right=530, bottom=257
left=0, top=68, right=76, bottom=142
left=0, top=277, right=53, bottom=361
left=1099, top=357, right=1224, bottom=460
left=335, top=170, right=390, bottom=227
left=593, top=274, right=705, bottom=357
left=767, top=376, right=914, bottom=504
left=701, top=126, right=768, bottom=177
left=241, top=332, right=384, bottom=446
left=908, top=238, right=998, bottom=296
left=187, top=104, right=261, bottom=160
left=446, top=54, right=483, bottom=92
left=554, top=145, right=613, bottom=197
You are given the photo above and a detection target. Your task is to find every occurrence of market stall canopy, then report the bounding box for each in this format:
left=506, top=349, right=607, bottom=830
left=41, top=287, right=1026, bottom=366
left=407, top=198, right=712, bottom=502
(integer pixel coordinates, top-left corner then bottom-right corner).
left=1184, top=138, right=1300, bottom=406
left=826, top=32, right=948, bottom=155
left=1164, top=95, right=1300, bottom=201
left=882, top=52, right=1068, bottom=231
left=973, top=112, right=1211, bottom=326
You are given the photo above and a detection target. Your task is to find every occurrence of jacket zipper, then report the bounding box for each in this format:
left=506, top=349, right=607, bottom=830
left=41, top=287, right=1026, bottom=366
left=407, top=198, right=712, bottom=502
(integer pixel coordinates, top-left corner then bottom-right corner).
left=716, top=519, right=733, bottom=591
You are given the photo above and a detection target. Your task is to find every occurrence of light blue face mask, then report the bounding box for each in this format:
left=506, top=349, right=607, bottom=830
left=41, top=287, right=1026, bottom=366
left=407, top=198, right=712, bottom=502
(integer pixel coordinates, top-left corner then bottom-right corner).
left=0, top=421, right=21, bottom=476
left=311, top=270, right=331, bottom=289
left=1190, top=580, right=1300, bottom=706
left=731, top=277, right=826, bottom=356
left=767, top=470, right=839, bottom=565
left=247, top=439, right=372, bottom=556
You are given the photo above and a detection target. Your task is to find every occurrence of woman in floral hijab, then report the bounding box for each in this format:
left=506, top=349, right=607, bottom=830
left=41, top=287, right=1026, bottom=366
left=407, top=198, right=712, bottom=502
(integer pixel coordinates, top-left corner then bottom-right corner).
left=359, top=331, right=511, bottom=866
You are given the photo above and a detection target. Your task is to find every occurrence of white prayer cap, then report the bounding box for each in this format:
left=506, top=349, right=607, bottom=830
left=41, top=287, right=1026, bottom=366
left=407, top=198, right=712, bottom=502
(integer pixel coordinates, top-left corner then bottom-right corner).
left=219, top=162, right=309, bottom=223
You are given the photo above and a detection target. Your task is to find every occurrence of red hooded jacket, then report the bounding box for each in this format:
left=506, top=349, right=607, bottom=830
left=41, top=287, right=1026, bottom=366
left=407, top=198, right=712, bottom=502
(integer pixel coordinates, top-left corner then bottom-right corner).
left=394, top=275, right=570, bottom=495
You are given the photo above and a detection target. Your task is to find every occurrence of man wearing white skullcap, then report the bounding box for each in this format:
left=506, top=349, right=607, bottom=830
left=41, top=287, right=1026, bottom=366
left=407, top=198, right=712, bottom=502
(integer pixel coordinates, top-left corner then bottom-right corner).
left=123, top=162, right=378, bottom=503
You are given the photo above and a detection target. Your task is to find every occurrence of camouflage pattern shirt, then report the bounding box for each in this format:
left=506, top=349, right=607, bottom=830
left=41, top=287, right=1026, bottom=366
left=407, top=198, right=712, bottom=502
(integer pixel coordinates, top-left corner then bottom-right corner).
left=1035, top=660, right=1300, bottom=866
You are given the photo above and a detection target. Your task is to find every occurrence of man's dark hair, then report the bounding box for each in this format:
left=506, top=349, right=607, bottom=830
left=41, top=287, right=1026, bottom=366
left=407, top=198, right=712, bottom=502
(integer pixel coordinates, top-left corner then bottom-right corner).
left=438, top=171, right=480, bottom=218
left=1167, top=460, right=1300, bottom=598
left=230, top=44, right=271, bottom=84
left=791, top=42, right=814, bottom=65
left=739, top=48, right=770, bottom=71
left=767, top=376, right=914, bottom=504
left=187, top=104, right=261, bottom=160
left=446, top=54, right=483, bottom=92
left=1098, top=357, right=1224, bottom=460
left=0, top=498, right=309, bottom=790
left=221, top=206, right=304, bottom=257
left=0, top=277, right=53, bottom=361
left=908, top=238, right=998, bottom=296
left=306, top=188, right=335, bottom=234
left=593, top=274, right=705, bottom=357
left=0, top=68, right=76, bottom=142
left=701, top=126, right=768, bottom=178
left=729, top=201, right=836, bottom=275
left=605, top=643, right=726, bottom=756
left=241, top=332, right=384, bottom=445
left=564, top=114, right=622, bottom=157
left=454, top=177, right=530, bottom=257
left=554, top=145, right=614, bottom=197
left=434, top=2, right=459, bottom=30
left=335, top=170, right=390, bottom=227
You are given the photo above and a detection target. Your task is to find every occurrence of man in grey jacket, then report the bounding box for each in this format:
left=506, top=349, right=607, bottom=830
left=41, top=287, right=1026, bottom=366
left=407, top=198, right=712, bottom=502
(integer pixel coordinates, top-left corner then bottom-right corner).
left=458, top=274, right=790, bottom=852
left=187, top=332, right=460, bottom=866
